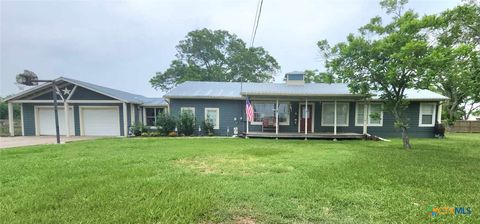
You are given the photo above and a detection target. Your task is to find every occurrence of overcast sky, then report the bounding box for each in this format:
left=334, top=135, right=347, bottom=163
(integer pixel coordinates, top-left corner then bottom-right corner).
left=1, top=0, right=459, bottom=97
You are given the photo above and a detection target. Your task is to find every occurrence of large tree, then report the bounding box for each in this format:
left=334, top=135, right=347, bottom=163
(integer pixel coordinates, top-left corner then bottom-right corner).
left=150, top=28, right=280, bottom=91
left=318, top=0, right=432, bottom=149
left=428, top=3, right=480, bottom=123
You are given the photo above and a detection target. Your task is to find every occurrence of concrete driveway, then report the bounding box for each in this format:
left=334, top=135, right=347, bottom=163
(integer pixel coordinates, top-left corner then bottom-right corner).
left=0, top=136, right=100, bottom=149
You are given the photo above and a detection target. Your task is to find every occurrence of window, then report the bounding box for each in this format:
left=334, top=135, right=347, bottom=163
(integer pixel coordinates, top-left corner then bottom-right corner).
left=205, top=108, right=220, bottom=129
left=181, top=107, right=195, bottom=116
left=321, top=102, right=349, bottom=126
left=145, top=107, right=165, bottom=126
left=419, top=103, right=436, bottom=127
left=251, top=102, right=290, bottom=125
left=355, top=103, right=383, bottom=126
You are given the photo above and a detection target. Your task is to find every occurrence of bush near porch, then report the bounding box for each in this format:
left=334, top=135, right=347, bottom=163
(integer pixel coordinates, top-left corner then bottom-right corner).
left=0, top=134, right=479, bottom=223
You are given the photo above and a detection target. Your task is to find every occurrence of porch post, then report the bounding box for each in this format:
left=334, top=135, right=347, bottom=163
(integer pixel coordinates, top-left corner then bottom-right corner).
left=64, top=101, right=70, bottom=137
left=123, top=102, right=128, bottom=137
left=8, top=102, right=14, bottom=136
left=275, top=98, right=279, bottom=138
left=305, top=98, right=308, bottom=139
left=130, top=103, right=135, bottom=125
left=334, top=100, right=337, bottom=136
left=363, top=102, right=368, bottom=134
left=437, top=102, right=442, bottom=123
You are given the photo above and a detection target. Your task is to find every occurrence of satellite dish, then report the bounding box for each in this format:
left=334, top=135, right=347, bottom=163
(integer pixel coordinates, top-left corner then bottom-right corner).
left=16, top=70, right=39, bottom=86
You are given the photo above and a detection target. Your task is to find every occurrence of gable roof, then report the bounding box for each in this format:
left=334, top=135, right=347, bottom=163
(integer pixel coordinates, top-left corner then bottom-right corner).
left=164, top=81, right=448, bottom=100
left=5, top=77, right=167, bottom=106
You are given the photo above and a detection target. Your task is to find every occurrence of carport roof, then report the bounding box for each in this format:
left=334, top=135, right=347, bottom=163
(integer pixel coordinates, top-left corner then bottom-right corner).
left=4, top=77, right=167, bottom=106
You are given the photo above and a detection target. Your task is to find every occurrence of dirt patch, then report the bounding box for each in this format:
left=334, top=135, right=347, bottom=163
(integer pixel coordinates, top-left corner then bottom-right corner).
left=174, top=155, right=294, bottom=176
left=234, top=216, right=256, bottom=224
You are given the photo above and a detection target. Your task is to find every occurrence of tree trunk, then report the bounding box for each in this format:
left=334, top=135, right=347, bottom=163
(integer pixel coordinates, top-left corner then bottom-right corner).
left=401, top=127, right=412, bottom=149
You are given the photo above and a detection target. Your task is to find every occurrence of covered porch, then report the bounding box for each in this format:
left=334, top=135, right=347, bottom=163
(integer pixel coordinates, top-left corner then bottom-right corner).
left=243, top=131, right=365, bottom=139
left=243, top=95, right=371, bottom=140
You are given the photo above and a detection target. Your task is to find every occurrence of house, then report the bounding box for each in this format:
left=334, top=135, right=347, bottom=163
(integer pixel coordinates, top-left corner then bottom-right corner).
left=165, top=71, right=448, bottom=138
left=5, top=72, right=448, bottom=138
left=4, top=77, right=167, bottom=137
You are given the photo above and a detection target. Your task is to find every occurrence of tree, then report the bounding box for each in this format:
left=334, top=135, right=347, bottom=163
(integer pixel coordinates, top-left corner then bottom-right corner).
left=150, top=28, right=280, bottom=91
left=0, top=98, right=21, bottom=120
left=318, top=0, right=432, bottom=149
left=427, top=3, right=480, bottom=123
left=303, top=70, right=336, bottom=83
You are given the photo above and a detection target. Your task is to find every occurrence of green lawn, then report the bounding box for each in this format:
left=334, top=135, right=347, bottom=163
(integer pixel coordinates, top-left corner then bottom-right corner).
left=1, top=134, right=479, bottom=223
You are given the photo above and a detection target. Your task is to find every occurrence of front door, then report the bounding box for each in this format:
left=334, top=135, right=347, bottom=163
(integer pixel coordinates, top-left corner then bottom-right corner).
left=300, top=104, right=313, bottom=132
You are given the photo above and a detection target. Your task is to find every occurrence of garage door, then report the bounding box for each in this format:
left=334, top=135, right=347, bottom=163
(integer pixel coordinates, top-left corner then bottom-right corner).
left=37, top=107, right=75, bottom=136
left=81, top=107, right=120, bottom=136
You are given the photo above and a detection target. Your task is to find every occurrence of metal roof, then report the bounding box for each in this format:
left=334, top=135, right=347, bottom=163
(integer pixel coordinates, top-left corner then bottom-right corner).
left=5, top=77, right=168, bottom=105
left=164, top=81, right=448, bottom=100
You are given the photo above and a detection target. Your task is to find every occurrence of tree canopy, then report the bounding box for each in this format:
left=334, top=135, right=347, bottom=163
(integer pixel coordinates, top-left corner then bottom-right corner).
left=427, top=3, right=480, bottom=122
left=150, top=28, right=280, bottom=91
left=318, top=0, right=434, bottom=149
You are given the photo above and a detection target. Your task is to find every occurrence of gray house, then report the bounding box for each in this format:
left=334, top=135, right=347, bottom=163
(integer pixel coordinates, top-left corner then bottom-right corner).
left=165, top=72, right=448, bottom=138
left=5, top=72, right=447, bottom=139
left=5, top=77, right=167, bottom=137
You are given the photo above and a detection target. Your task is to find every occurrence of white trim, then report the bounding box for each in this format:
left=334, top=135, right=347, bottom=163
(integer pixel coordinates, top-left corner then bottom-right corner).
left=321, top=102, right=349, bottom=127
left=144, top=106, right=167, bottom=127
left=66, top=85, right=78, bottom=101
left=64, top=102, right=70, bottom=137
left=298, top=102, right=315, bottom=133
left=55, top=85, right=65, bottom=101
left=123, top=103, right=128, bottom=136
left=10, top=100, right=122, bottom=103
left=59, top=78, right=130, bottom=103
left=34, top=105, right=74, bottom=136
left=275, top=99, right=279, bottom=135
left=11, top=82, right=70, bottom=101
left=250, top=101, right=290, bottom=126
left=79, top=105, right=121, bottom=136
left=20, top=103, right=24, bottom=136
left=419, top=103, right=436, bottom=127
left=181, top=107, right=196, bottom=116
left=355, top=102, right=383, bottom=127
left=204, top=108, right=220, bottom=129
left=8, top=102, right=14, bottom=136
left=142, top=107, right=146, bottom=125
left=130, top=104, right=135, bottom=125
left=437, top=102, right=442, bottom=123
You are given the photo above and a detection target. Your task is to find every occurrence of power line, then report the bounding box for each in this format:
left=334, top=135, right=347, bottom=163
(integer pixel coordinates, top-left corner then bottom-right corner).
left=250, top=0, right=264, bottom=47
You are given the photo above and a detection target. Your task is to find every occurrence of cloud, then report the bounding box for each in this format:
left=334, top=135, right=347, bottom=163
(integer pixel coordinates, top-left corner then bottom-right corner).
left=1, top=0, right=458, bottom=97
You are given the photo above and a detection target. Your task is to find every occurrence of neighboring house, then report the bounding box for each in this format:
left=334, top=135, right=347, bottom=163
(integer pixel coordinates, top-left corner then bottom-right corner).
left=165, top=71, right=448, bottom=138
left=4, top=77, right=167, bottom=137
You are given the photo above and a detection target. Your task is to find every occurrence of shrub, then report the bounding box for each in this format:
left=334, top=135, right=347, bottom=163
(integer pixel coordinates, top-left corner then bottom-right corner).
left=168, top=131, right=178, bottom=137
left=202, top=119, right=215, bottom=136
left=131, top=124, right=147, bottom=136
left=156, top=113, right=176, bottom=135
left=140, top=132, right=149, bottom=137
left=177, top=111, right=196, bottom=136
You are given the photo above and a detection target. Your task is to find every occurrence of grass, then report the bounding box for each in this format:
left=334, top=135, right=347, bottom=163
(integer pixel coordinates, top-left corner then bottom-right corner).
left=1, top=134, right=479, bottom=223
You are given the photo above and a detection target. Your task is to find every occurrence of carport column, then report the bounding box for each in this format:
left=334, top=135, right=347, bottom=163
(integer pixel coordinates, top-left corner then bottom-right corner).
left=8, top=102, right=14, bottom=136
left=363, top=102, right=368, bottom=134
left=334, top=100, right=337, bottom=135
left=64, top=101, right=70, bottom=137
left=275, top=98, right=279, bottom=138
left=304, top=98, right=308, bottom=139
left=123, top=102, right=128, bottom=137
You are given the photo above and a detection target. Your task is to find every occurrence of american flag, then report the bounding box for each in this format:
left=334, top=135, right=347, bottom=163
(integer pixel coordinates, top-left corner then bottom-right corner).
left=245, top=97, right=254, bottom=122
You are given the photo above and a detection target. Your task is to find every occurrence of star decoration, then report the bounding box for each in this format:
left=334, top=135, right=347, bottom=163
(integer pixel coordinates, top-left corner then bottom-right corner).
left=62, top=87, right=71, bottom=95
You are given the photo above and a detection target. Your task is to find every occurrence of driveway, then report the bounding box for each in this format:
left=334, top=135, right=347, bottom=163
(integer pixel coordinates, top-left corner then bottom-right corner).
left=0, top=136, right=100, bottom=149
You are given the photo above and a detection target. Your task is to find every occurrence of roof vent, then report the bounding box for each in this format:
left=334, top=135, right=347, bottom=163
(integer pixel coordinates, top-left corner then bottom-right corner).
left=285, top=71, right=305, bottom=85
